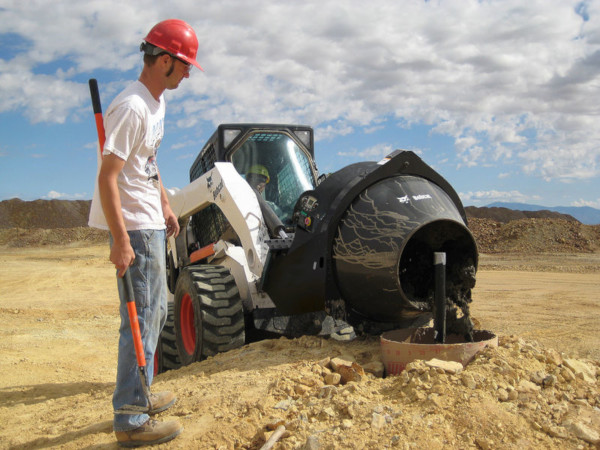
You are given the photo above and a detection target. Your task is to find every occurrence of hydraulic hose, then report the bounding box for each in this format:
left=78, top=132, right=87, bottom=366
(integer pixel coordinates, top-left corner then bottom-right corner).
left=253, top=187, right=287, bottom=238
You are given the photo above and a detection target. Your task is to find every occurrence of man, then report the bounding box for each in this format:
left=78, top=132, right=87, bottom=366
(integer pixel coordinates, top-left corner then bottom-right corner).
left=88, top=19, right=202, bottom=447
left=245, top=164, right=287, bottom=222
left=245, top=164, right=270, bottom=194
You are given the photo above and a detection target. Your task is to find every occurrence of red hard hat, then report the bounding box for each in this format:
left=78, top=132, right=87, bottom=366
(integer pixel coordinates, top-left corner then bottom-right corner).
left=142, top=19, right=203, bottom=71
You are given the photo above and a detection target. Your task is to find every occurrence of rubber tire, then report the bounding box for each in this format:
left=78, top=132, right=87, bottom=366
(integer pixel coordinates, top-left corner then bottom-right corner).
left=154, top=339, right=162, bottom=377
left=173, top=265, right=245, bottom=366
left=155, top=301, right=181, bottom=374
left=166, top=253, right=178, bottom=295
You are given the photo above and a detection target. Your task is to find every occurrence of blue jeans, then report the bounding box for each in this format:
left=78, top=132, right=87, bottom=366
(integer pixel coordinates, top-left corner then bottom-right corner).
left=111, top=229, right=167, bottom=432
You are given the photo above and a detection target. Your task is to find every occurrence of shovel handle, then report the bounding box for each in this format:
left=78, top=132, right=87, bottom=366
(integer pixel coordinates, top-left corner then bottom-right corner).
left=119, top=271, right=147, bottom=368
left=88, top=78, right=106, bottom=159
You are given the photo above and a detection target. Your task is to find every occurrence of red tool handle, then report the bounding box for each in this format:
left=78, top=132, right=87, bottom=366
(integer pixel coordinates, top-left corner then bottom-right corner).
left=120, top=271, right=147, bottom=368
left=88, top=78, right=106, bottom=159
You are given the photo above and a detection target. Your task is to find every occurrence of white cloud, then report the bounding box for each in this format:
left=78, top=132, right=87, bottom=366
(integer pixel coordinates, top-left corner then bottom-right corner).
left=315, top=122, right=354, bottom=141
left=337, top=142, right=394, bottom=160
left=170, top=140, right=197, bottom=151
left=571, top=198, right=600, bottom=208
left=460, top=189, right=542, bottom=205
left=1, top=0, right=599, bottom=182
left=45, top=190, right=85, bottom=200
left=0, top=65, right=89, bottom=124
left=175, top=153, right=195, bottom=161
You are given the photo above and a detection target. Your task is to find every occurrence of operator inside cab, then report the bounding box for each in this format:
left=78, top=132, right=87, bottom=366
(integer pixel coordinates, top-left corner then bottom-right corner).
left=246, top=164, right=270, bottom=194
left=245, top=164, right=285, bottom=219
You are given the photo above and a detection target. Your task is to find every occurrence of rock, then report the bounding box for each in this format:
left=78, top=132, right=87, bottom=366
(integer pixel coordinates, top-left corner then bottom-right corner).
left=497, top=388, right=509, bottom=402
left=563, top=358, right=597, bottom=383
left=431, top=382, right=446, bottom=394
left=301, top=435, right=321, bottom=450
left=544, top=349, right=563, bottom=366
left=318, top=385, right=337, bottom=399
left=324, top=372, right=341, bottom=386
left=274, top=399, right=294, bottom=411
left=327, top=357, right=366, bottom=384
left=542, top=375, right=557, bottom=388
left=406, top=360, right=428, bottom=374
left=560, top=367, right=576, bottom=382
left=425, top=358, right=463, bottom=375
left=363, top=360, right=385, bottom=378
left=425, top=394, right=443, bottom=408
left=321, top=407, right=336, bottom=418
left=542, top=423, right=568, bottom=439
left=336, top=362, right=365, bottom=385
left=461, top=373, right=477, bottom=389
left=317, top=357, right=330, bottom=368
left=530, top=371, right=546, bottom=385
left=371, top=412, right=386, bottom=430
left=294, top=384, right=310, bottom=395
left=475, top=436, right=495, bottom=450
left=330, top=357, right=353, bottom=371
left=517, top=379, right=541, bottom=393
left=566, top=422, right=600, bottom=444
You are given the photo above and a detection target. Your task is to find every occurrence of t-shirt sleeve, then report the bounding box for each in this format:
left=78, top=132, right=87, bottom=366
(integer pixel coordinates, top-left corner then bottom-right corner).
left=103, top=105, right=144, bottom=161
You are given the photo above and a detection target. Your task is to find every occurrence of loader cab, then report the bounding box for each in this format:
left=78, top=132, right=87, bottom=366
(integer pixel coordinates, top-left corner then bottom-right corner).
left=189, top=124, right=318, bottom=246
left=229, top=131, right=316, bottom=226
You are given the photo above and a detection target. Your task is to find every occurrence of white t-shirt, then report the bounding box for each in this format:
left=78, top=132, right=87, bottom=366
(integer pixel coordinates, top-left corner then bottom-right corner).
left=88, top=81, right=166, bottom=231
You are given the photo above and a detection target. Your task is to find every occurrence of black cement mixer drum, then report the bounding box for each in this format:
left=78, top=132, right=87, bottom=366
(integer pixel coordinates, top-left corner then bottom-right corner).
left=332, top=174, right=477, bottom=322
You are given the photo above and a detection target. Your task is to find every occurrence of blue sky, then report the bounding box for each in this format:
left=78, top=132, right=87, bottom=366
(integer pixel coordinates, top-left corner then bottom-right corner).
left=1, top=0, right=599, bottom=208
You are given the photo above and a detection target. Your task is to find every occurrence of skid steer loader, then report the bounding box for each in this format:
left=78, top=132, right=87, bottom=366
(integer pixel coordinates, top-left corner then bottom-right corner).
left=155, top=123, right=478, bottom=372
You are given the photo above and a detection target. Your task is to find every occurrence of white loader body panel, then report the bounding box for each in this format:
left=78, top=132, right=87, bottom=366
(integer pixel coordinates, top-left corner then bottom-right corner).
left=166, top=163, right=272, bottom=307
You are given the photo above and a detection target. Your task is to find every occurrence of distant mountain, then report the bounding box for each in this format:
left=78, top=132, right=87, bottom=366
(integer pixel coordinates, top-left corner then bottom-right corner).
left=486, top=202, right=600, bottom=225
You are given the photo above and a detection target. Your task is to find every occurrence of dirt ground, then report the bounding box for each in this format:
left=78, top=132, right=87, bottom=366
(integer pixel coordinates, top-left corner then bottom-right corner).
left=0, top=244, right=599, bottom=449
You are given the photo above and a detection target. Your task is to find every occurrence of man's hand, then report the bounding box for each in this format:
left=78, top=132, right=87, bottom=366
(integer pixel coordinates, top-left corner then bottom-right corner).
left=158, top=170, right=180, bottom=238
left=164, top=205, right=180, bottom=238
left=110, top=239, right=136, bottom=278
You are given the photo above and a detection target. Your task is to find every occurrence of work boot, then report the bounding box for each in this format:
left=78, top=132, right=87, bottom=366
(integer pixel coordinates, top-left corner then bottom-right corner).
left=115, top=419, right=183, bottom=447
left=149, top=391, right=176, bottom=415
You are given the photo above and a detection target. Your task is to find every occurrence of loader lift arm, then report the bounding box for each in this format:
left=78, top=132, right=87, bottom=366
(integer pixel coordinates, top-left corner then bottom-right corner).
left=166, top=162, right=269, bottom=279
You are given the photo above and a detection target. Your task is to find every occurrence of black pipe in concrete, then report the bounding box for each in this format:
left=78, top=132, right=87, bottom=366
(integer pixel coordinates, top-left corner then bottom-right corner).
left=434, top=252, right=446, bottom=343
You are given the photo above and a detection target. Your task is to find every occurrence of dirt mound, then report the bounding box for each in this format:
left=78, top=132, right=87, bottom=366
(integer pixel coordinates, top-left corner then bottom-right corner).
left=0, top=227, right=109, bottom=247
left=0, top=199, right=107, bottom=247
left=150, top=334, right=600, bottom=449
left=468, top=218, right=600, bottom=254
left=465, top=205, right=578, bottom=223
left=0, top=198, right=91, bottom=229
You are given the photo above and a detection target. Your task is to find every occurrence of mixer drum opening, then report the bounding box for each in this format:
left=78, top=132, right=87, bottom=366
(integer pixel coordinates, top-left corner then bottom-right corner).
left=399, top=220, right=478, bottom=308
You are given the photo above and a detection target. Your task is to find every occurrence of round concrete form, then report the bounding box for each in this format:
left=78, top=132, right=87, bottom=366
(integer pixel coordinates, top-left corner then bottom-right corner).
left=380, top=327, right=498, bottom=375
